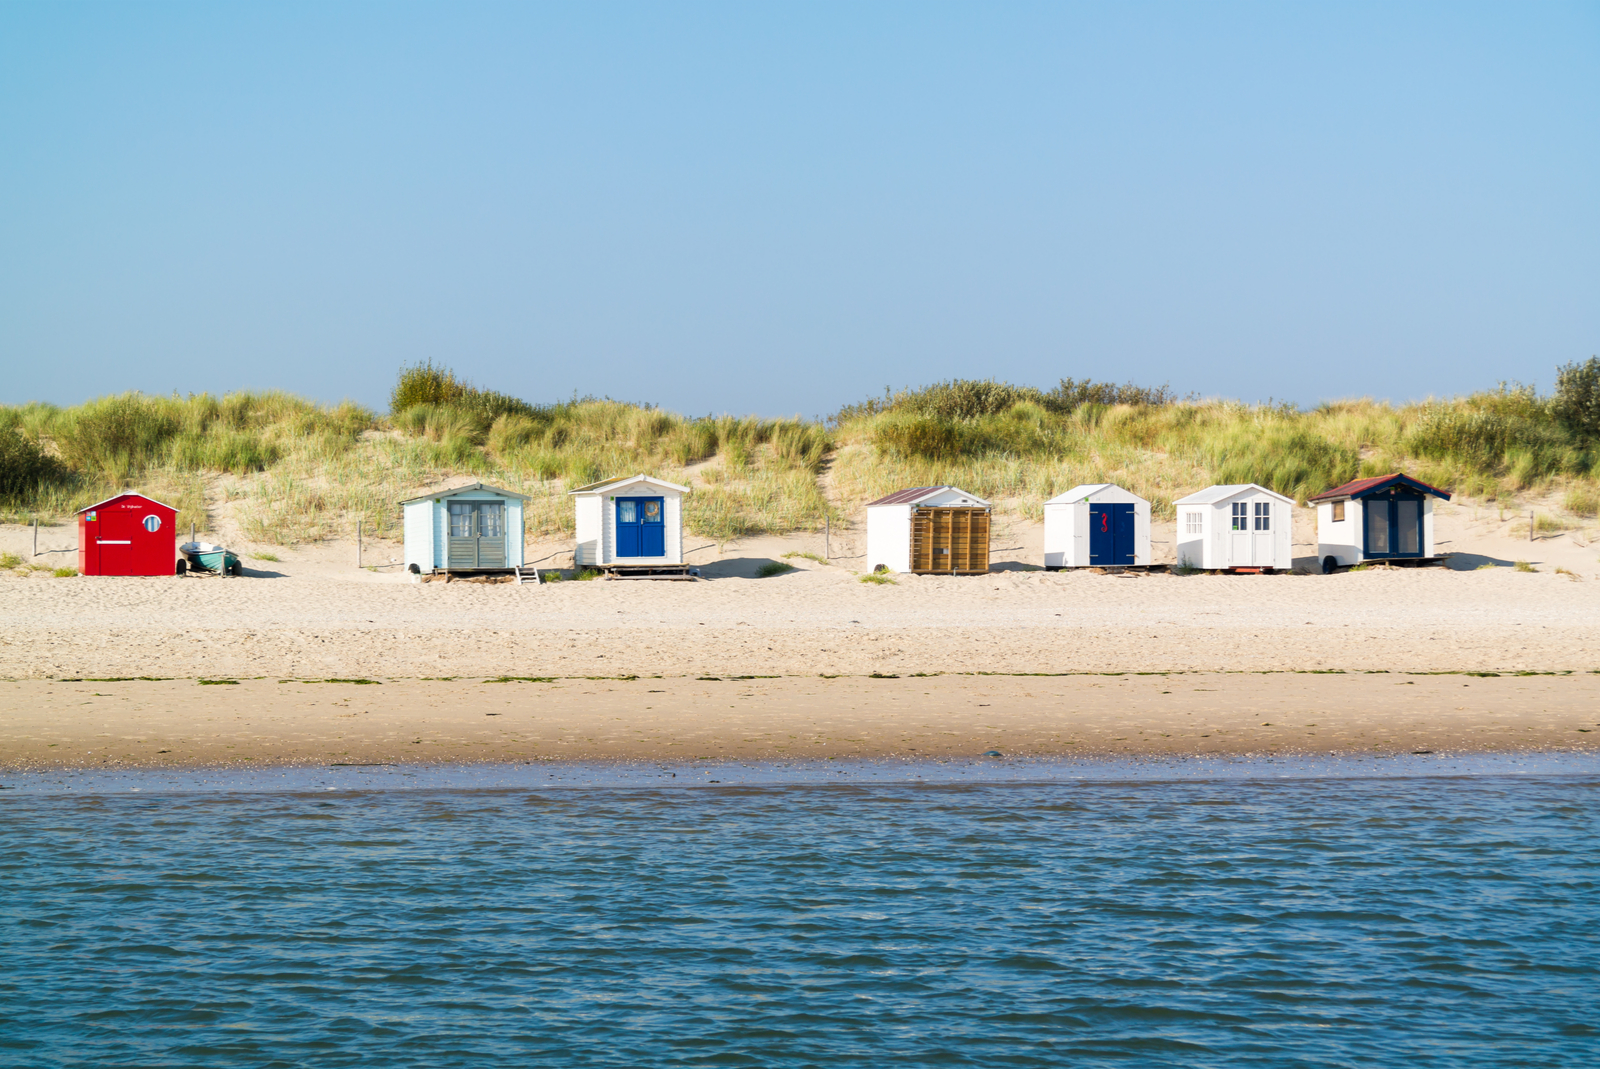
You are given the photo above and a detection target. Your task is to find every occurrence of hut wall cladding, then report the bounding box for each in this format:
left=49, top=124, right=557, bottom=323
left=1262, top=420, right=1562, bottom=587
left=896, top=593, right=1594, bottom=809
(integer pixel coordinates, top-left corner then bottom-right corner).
left=910, top=508, right=991, bottom=574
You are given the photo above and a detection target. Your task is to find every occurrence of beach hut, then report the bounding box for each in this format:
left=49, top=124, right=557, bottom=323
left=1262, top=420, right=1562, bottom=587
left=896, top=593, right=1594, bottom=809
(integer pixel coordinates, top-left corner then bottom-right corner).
left=865, top=486, right=991, bottom=575
left=568, top=475, right=690, bottom=572
left=401, top=482, right=528, bottom=574
left=1308, top=473, right=1451, bottom=573
left=1042, top=484, right=1151, bottom=569
left=76, top=492, right=179, bottom=576
left=1173, top=484, right=1294, bottom=572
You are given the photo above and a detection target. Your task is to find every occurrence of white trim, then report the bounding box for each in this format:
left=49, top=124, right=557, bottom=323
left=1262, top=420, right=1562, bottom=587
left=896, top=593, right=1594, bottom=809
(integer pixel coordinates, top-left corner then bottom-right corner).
left=568, top=474, right=691, bottom=497
left=77, top=492, right=178, bottom=514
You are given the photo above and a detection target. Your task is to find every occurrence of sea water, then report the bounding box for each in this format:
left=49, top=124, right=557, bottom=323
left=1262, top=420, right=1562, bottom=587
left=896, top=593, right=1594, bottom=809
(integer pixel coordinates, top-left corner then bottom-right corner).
left=2, top=761, right=1597, bottom=1067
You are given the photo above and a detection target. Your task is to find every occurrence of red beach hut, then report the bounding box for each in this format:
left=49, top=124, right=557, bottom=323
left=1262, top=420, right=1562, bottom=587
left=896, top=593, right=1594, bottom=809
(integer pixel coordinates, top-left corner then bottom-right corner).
left=77, top=493, right=179, bottom=576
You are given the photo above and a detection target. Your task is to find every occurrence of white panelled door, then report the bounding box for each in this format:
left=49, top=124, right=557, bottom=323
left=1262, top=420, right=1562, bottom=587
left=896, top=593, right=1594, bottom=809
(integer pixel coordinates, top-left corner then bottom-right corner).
left=1252, top=501, right=1274, bottom=566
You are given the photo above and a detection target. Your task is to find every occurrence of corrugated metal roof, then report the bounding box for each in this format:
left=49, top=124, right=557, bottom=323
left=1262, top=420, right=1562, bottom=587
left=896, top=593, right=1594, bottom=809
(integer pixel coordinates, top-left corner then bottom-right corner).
left=1308, top=473, right=1451, bottom=502
left=399, top=481, right=531, bottom=505
left=864, top=486, right=990, bottom=507
left=865, top=486, right=946, bottom=506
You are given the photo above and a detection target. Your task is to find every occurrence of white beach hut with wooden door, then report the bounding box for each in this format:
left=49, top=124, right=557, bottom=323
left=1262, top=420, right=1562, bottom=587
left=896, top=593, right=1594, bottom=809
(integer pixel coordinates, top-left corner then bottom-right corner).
left=402, top=482, right=528, bottom=574
left=865, top=486, right=991, bottom=575
left=1042, top=484, right=1151, bottom=569
left=1308, top=473, right=1451, bottom=573
left=1173, top=484, right=1294, bottom=572
left=569, top=475, right=690, bottom=571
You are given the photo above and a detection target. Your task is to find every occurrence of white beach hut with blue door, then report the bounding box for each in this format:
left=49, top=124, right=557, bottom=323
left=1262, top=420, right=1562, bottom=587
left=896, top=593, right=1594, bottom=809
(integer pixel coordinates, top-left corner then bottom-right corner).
left=569, top=475, right=690, bottom=571
left=1173, top=484, right=1295, bottom=572
left=1308, top=473, right=1450, bottom=573
left=402, top=482, right=528, bottom=574
left=1042, top=484, right=1151, bottom=569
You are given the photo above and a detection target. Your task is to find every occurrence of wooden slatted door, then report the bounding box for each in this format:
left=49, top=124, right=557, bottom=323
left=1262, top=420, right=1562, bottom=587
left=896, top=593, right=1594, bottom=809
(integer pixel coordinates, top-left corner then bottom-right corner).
left=911, top=507, right=991, bottom=574
left=447, top=502, right=506, bottom=569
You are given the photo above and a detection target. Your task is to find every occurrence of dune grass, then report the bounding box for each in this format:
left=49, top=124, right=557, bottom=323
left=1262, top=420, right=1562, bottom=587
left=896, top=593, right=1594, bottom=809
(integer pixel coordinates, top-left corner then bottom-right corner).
left=829, top=380, right=1597, bottom=519
left=4, top=369, right=1597, bottom=547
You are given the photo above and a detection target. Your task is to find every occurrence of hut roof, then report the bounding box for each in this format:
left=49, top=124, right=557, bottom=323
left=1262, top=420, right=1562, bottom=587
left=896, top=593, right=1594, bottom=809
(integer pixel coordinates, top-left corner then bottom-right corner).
left=1174, top=483, right=1295, bottom=506
left=1308, top=473, right=1451, bottom=502
left=399, top=482, right=530, bottom=505
left=865, top=486, right=991, bottom=507
left=76, top=492, right=178, bottom=514
left=566, top=474, right=690, bottom=496
left=1043, top=483, right=1149, bottom=505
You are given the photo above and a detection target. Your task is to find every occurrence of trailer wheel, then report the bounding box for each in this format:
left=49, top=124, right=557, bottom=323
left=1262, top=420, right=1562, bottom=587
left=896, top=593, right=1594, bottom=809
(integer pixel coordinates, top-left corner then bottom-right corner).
left=228, top=559, right=243, bottom=577
left=175, top=559, right=187, bottom=576
left=1322, top=556, right=1338, bottom=575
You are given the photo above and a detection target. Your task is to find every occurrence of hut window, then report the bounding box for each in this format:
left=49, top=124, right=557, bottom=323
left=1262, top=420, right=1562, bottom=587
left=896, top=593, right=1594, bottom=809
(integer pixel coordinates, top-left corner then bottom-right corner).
left=1185, top=511, right=1202, bottom=535
left=1332, top=501, right=1345, bottom=522
left=1254, top=502, right=1271, bottom=530
left=1231, top=502, right=1248, bottom=531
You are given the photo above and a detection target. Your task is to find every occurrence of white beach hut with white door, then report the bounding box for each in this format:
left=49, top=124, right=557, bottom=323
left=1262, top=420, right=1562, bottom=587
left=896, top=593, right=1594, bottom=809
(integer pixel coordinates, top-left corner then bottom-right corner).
left=569, top=475, right=689, bottom=570
left=1042, top=484, right=1151, bottom=569
left=865, top=486, right=992, bottom=575
left=1173, top=484, right=1295, bottom=572
left=402, top=482, right=528, bottom=574
left=1308, top=472, right=1451, bottom=573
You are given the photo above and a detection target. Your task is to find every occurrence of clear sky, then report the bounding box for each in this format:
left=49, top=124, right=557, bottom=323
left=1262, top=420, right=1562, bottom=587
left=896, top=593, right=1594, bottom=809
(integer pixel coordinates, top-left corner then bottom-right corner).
left=2, top=1, right=1596, bottom=418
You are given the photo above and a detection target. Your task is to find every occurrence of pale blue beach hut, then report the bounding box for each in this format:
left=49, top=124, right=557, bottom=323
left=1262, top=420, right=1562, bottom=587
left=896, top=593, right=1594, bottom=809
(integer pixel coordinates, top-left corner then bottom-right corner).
left=402, top=482, right=528, bottom=574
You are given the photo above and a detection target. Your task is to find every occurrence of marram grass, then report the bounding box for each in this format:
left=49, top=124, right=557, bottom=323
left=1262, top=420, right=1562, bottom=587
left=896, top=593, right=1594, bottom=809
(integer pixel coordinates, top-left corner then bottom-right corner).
left=2, top=377, right=1597, bottom=545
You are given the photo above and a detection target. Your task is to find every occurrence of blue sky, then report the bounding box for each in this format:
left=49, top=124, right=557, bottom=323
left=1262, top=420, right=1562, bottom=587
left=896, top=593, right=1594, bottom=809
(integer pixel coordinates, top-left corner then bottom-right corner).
left=2, top=1, right=1595, bottom=417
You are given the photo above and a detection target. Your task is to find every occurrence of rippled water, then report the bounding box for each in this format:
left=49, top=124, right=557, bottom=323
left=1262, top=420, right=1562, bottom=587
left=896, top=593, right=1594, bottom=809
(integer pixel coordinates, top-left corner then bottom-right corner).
left=3, top=771, right=1597, bottom=1067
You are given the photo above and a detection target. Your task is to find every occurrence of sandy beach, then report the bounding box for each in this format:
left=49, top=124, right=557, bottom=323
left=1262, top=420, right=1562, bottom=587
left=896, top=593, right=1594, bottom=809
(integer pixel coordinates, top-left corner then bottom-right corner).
left=3, top=499, right=1597, bottom=768
left=3, top=672, right=1596, bottom=772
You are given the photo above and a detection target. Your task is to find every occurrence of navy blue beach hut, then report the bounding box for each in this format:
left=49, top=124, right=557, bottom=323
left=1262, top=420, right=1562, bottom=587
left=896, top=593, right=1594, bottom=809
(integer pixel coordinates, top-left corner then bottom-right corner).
left=1310, top=473, right=1451, bottom=572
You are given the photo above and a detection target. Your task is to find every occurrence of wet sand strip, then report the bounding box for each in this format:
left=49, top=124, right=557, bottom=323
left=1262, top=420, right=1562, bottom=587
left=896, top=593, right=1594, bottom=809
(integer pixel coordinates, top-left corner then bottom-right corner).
left=3, top=672, right=1597, bottom=771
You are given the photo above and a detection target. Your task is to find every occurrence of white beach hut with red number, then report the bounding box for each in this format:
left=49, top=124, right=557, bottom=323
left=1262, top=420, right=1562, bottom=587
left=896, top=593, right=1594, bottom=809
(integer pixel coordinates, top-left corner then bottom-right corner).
left=1042, top=484, right=1151, bottom=569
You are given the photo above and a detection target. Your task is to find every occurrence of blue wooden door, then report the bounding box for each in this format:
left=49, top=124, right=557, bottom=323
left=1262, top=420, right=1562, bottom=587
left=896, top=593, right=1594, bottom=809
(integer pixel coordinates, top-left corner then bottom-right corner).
left=1089, top=504, right=1135, bottom=565
left=616, top=497, right=665, bottom=558
left=1113, top=503, right=1135, bottom=563
left=1364, top=492, right=1424, bottom=558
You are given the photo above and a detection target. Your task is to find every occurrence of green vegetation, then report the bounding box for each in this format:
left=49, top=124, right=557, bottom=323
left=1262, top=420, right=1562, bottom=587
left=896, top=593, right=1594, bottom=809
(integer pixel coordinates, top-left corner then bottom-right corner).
left=782, top=551, right=827, bottom=564
left=4, top=362, right=1598, bottom=545
left=1514, top=560, right=1535, bottom=572
left=829, top=377, right=1599, bottom=520
left=859, top=573, right=897, bottom=585
left=0, top=427, right=65, bottom=499
left=1563, top=485, right=1598, bottom=518
left=756, top=561, right=796, bottom=577
left=0, top=552, right=21, bottom=569
left=251, top=552, right=282, bottom=562
left=51, top=566, right=77, bottom=578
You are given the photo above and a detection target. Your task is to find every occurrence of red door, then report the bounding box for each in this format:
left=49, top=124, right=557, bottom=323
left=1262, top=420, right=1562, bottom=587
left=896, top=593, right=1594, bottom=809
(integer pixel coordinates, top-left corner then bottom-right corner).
left=95, top=510, right=138, bottom=575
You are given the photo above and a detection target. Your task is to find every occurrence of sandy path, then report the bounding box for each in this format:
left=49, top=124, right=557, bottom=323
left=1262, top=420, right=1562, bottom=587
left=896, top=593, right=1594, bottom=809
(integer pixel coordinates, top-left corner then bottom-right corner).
left=3, top=673, right=1595, bottom=771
